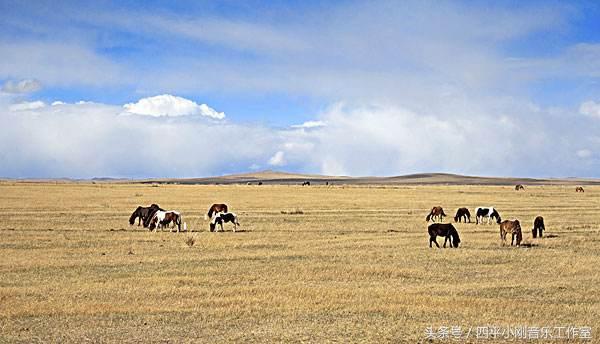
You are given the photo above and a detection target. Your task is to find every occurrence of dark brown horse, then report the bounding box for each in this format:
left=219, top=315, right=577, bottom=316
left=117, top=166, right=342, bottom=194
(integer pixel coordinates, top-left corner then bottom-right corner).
left=500, top=220, right=522, bottom=246
left=129, top=204, right=163, bottom=227
left=428, top=223, right=461, bottom=248
left=426, top=206, right=446, bottom=222
left=532, top=216, right=545, bottom=238
left=205, top=203, right=228, bottom=220
left=515, top=184, right=524, bottom=191
left=576, top=186, right=585, bottom=193
left=454, top=208, right=471, bottom=223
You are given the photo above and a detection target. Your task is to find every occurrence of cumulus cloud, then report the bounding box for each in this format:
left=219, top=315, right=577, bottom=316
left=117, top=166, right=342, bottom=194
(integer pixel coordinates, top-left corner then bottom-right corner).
left=0, top=97, right=599, bottom=178
left=577, top=149, right=592, bottom=159
left=123, top=94, right=225, bottom=119
left=579, top=101, right=600, bottom=119
left=9, top=100, right=46, bottom=111
left=1, top=79, right=42, bottom=93
left=268, top=151, right=286, bottom=166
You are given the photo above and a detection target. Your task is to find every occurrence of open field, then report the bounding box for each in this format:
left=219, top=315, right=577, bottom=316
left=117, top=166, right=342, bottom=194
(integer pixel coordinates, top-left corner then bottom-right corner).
left=1, top=182, right=599, bottom=342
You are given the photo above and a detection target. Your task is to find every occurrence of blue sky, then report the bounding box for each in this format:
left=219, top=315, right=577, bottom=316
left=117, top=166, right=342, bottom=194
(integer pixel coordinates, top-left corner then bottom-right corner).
left=1, top=1, right=600, bottom=178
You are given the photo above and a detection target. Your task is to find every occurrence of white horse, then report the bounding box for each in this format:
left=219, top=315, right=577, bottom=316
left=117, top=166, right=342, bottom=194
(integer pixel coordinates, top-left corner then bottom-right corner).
left=150, top=210, right=183, bottom=232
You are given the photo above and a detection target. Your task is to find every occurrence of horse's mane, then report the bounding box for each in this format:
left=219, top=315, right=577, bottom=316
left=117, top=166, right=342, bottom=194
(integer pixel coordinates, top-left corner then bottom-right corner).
left=129, top=206, right=142, bottom=225
left=450, top=227, right=461, bottom=246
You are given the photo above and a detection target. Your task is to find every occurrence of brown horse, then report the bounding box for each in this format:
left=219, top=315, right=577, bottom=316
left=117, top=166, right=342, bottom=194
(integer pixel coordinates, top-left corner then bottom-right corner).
left=576, top=186, right=585, bottom=193
left=454, top=208, right=471, bottom=223
left=500, top=220, right=522, bottom=246
left=515, top=184, right=524, bottom=191
left=532, top=216, right=545, bottom=238
left=426, top=206, right=446, bottom=222
left=428, top=223, right=461, bottom=248
left=205, top=203, right=228, bottom=220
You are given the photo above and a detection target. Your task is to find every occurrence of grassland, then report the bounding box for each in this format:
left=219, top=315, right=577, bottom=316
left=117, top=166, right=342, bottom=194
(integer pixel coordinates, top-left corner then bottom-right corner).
left=0, top=182, right=599, bottom=343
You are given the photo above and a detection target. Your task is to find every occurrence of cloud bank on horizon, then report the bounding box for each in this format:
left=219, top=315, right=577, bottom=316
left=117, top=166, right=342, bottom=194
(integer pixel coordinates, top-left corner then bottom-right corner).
left=1, top=1, right=600, bottom=178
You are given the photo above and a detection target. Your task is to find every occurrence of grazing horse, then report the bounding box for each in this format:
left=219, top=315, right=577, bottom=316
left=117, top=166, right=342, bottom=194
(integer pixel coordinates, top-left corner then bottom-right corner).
left=302, top=181, right=311, bottom=186
left=425, top=206, right=446, bottom=222
left=454, top=208, right=471, bottom=223
left=515, top=184, right=525, bottom=191
left=149, top=210, right=183, bottom=232
left=428, top=223, right=461, bottom=248
left=500, top=219, right=522, bottom=246
left=210, top=212, right=240, bottom=232
left=205, top=203, right=228, bottom=220
left=129, top=204, right=163, bottom=227
left=475, top=207, right=501, bottom=224
left=532, top=216, right=545, bottom=238
left=576, top=186, right=585, bottom=193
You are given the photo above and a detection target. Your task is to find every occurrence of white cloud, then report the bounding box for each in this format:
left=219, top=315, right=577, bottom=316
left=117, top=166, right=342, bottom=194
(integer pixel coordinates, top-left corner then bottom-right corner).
left=51, top=101, right=65, bottom=106
left=579, top=101, right=600, bottom=119
left=268, top=151, right=286, bottom=166
left=123, top=94, right=225, bottom=119
left=9, top=100, right=46, bottom=111
left=291, top=120, right=326, bottom=129
left=577, top=149, right=592, bottom=159
left=1, top=79, right=42, bottom=93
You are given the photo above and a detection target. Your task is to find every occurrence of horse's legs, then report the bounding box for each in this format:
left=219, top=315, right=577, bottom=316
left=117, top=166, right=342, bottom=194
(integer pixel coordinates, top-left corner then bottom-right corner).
left=443, top=236, right=449, bottom=248
left=430, top=236, right=440, bottom=248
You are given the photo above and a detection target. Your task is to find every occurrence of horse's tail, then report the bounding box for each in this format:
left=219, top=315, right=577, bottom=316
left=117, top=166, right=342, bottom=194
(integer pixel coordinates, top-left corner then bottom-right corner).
left=205, top=208, right=212, bottom=220
left=441, top=209, right=446, bottom=217
left=426, top=213, right=431, bottom=222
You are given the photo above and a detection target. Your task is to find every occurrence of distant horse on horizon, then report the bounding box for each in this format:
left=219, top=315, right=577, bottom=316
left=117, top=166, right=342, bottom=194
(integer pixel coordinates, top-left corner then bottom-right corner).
left=576, top=186, right=585, bottom=193
left=515, top=184, right=525, bottom=191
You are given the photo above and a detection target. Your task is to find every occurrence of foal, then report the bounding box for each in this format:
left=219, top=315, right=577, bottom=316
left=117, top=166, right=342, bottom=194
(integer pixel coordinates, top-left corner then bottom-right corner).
left=210, top=212, right=240, bottom=232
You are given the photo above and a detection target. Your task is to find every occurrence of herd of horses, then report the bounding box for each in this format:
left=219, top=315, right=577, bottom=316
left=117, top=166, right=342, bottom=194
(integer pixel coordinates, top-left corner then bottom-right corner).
left=128, top=184, right=583, bottom=248
left=426, top=205, right=546, bottom=248
left=129, top=203, right=239, bottom=233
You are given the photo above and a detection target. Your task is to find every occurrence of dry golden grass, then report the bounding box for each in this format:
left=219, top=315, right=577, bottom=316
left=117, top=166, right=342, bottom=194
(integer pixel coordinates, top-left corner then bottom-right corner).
left=0, top=182, right=599, bottom=342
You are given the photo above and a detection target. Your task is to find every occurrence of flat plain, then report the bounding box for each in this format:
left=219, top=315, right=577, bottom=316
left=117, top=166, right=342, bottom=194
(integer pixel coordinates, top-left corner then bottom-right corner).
left=0, top=182, right=599, bottom=343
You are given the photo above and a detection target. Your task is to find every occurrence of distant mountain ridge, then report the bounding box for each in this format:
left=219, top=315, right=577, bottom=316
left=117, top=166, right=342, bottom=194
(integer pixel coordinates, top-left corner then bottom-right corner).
left=136, top=170, right=600, bottom=186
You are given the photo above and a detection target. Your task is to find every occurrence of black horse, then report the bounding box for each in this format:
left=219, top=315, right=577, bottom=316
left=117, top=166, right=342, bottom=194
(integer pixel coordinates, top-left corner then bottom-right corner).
left=532, top=216, right=545, bottom=238
left=428, top=223, right=461, bottom=248
left=454, top=208, right=471, bottom=223
left=129, top=204, right=163, bottom=227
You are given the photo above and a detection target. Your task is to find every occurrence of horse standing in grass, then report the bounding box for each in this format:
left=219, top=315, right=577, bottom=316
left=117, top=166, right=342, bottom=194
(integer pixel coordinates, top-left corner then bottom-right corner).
left=428, top=223, right=461, bottom=248
left=576, top=186, right=585, bottom=193
left=454, top=208, right=471, bottom=223
left=149, top=210, right=183, bottom=232
left=426, top=206, right=446, bottom=222
left=475, top=207, right=501, bottom=225
left=500, top=220, right=522, bottom=246
left=532, top=216, right=545, bottom=238
left=129, top=204, right=163, bottom=227
left=515, top=184, right=525, bottom=191
left=205, top=203, right=228, bottom=220
left=210, top=212, right=240, bottom=232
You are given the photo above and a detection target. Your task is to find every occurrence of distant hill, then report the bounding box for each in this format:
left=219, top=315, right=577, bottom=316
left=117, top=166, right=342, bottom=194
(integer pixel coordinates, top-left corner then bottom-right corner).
left=136, top=171, right=600, bottom=186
